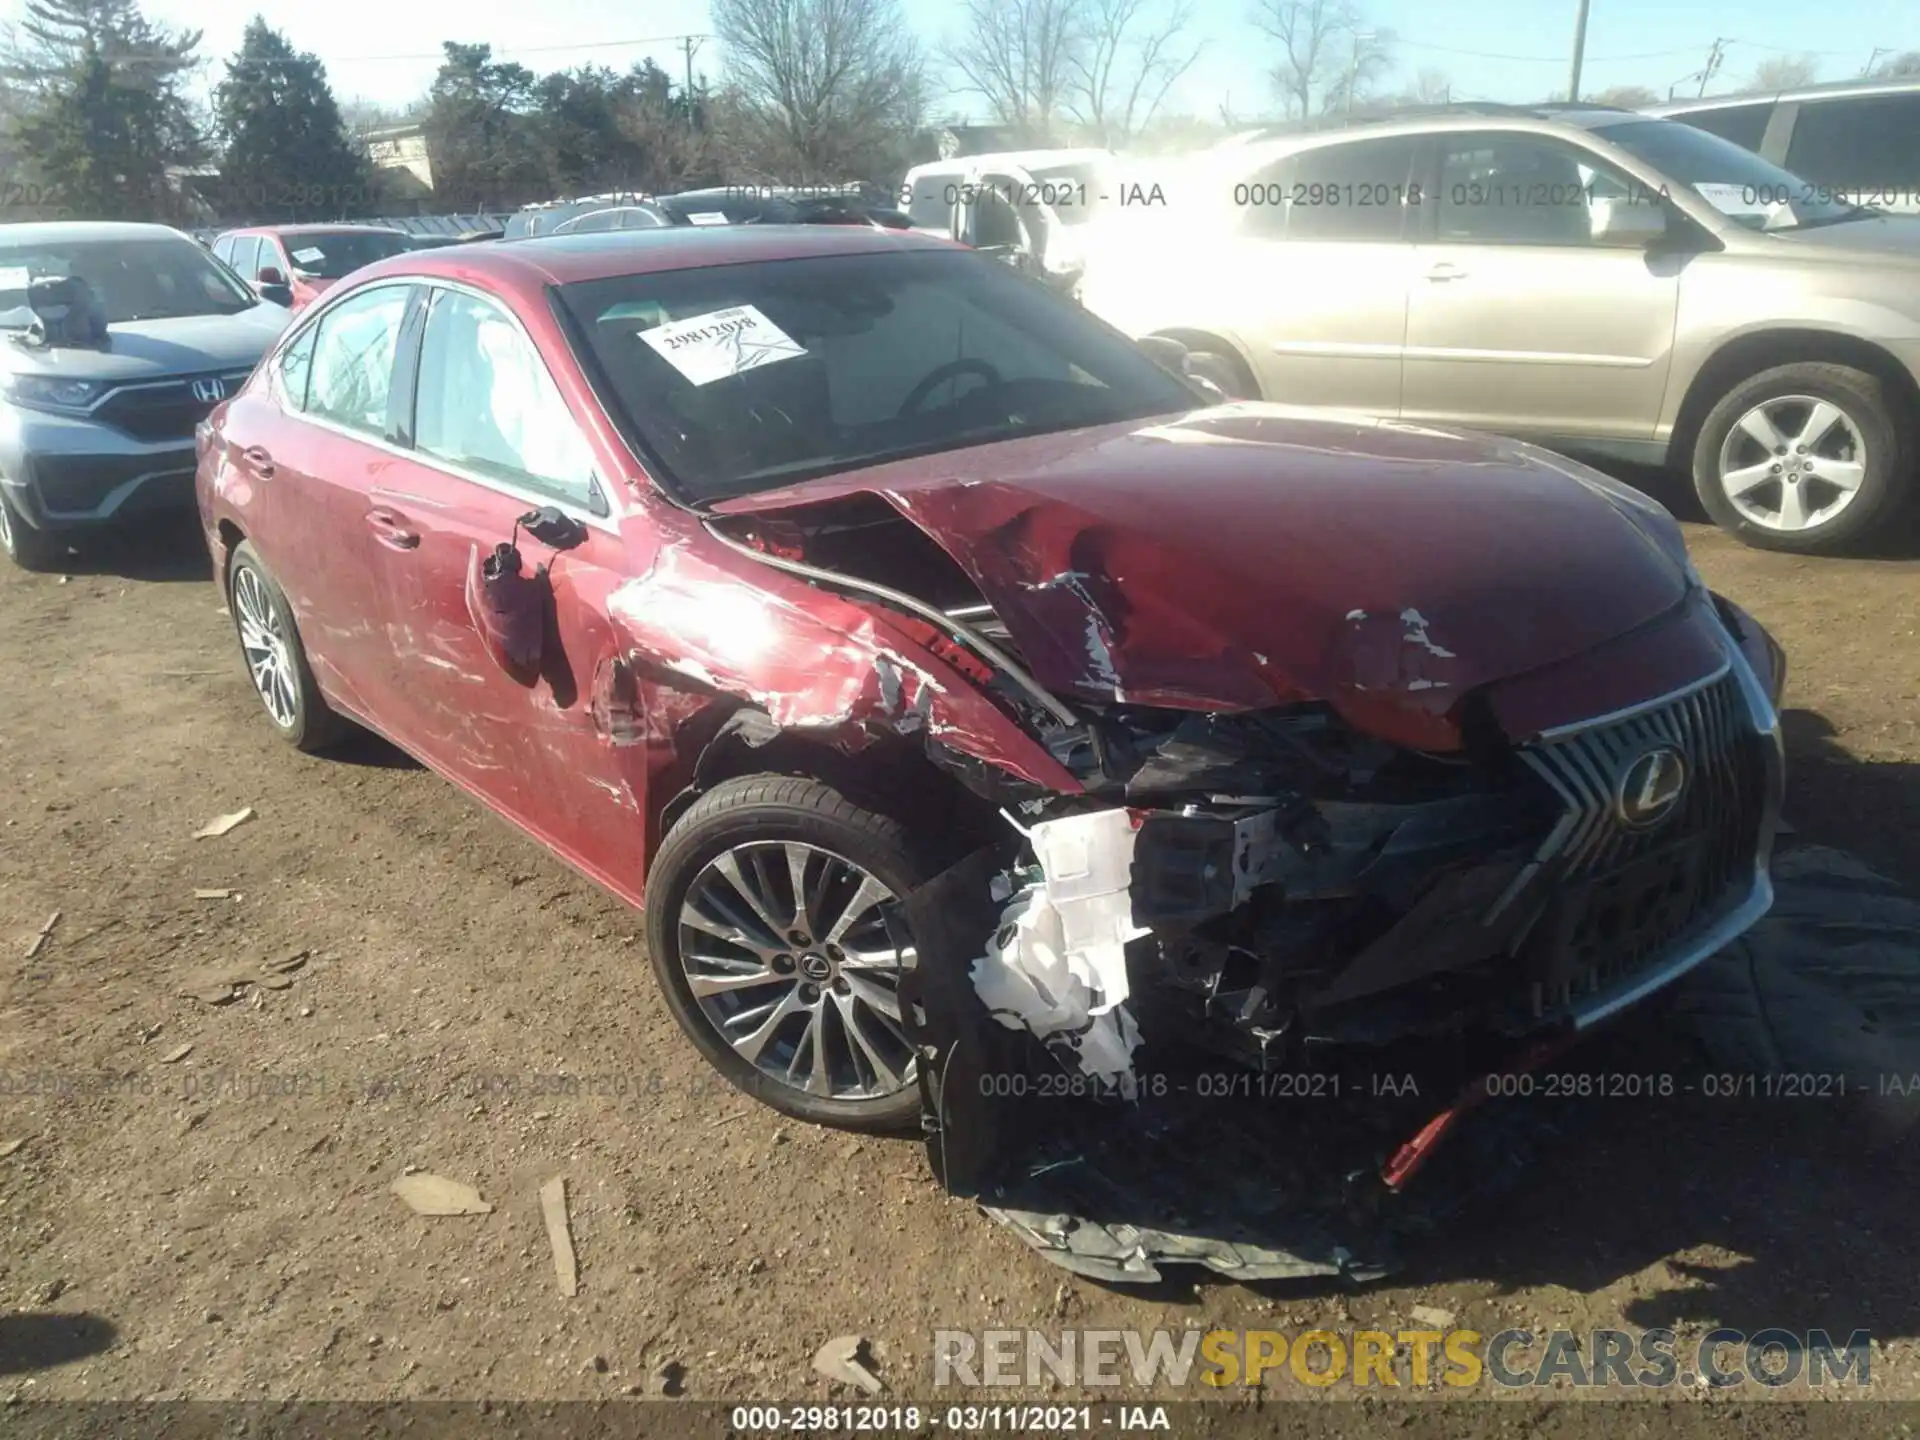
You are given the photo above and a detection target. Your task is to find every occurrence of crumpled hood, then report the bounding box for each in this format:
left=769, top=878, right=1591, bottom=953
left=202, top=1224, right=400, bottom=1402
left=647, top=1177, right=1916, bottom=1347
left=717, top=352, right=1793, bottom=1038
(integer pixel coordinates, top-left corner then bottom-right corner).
left=714, top=406, right=1695, bottom=751
left=0, top=304, right=289, bottom=382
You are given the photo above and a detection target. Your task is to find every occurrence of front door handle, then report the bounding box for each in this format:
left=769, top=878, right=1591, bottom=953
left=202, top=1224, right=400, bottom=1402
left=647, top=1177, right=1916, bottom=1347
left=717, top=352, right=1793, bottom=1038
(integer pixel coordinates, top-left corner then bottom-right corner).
left=1425, top=263, right=1468, bottom=282
left=240, top=445, right=275, bottom=478
left=366, top=507, right=419, bottom=551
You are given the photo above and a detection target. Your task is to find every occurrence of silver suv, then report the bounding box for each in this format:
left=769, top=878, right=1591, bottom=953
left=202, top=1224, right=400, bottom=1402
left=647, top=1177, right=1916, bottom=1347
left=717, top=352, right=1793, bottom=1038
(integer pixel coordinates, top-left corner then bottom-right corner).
left=0, top=223, right=291, bottom=571
left=1076, top=103, right=1920, bottom=553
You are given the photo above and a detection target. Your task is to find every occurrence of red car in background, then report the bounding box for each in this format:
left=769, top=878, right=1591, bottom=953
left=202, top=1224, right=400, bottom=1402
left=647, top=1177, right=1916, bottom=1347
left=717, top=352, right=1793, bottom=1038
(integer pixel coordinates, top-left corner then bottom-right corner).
left=210, top=224, right=413, bottom=311
left=194, top=227, right=1786, bottom=1136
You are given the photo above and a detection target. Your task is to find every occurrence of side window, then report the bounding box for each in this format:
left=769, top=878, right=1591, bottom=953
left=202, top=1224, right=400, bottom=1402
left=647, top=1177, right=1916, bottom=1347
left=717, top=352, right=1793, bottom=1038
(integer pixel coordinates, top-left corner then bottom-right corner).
left=1436, top=135, right=1628, bottom=245
left=212, top=236, right=235, bottom=265
left=258, top=238, right=286, bottom=275
left=1677, top=103, right=1773, bottom=154
left=230, top=236, right=262, bottom=280
left=1785, top=95, right=1920, bottom=191
left=1240, top=139, right=1419, bottom=242
left=278, top=324, right=318, bottom=411
left=413, top=289, right=598, bottom=508
left=306, top=285, right=411, bottom=436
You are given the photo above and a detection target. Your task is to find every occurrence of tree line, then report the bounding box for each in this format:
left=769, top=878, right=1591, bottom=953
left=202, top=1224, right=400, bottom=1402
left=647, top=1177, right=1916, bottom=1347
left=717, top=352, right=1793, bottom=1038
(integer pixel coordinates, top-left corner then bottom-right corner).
left=1, top=0, right=1916, bottom=227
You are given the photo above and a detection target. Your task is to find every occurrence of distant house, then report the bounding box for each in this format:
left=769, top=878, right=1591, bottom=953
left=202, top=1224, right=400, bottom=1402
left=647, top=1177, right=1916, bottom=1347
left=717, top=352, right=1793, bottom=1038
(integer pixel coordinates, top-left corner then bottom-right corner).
left=363, top=121, right=434, bottom=201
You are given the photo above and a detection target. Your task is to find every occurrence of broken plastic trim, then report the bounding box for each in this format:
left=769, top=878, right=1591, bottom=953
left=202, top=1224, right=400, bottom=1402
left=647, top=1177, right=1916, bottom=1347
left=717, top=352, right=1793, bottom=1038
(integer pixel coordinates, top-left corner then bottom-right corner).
left=701, top=518, right=1082, bottom=730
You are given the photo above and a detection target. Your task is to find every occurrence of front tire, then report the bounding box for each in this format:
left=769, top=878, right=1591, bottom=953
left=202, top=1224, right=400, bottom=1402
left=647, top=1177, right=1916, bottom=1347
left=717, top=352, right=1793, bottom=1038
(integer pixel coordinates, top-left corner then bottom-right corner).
left=227, top=541, right=349, bottom=752
left=1691, top=362, right=1910, bottom=553
left=645, top=775, right=927, bottom=1132
left=0, top=489, right=63, bottom=573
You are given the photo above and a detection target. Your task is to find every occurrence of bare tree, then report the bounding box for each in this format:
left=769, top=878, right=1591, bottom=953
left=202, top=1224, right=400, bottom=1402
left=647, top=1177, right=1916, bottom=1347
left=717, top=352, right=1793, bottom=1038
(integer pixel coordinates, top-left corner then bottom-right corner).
left=711, top=0, right=926, bottom=182
left=1065, top=0, right=1202, bottom=146
left=941, top=0, right=1084, bottom=143
left=1870, top=50, right=1920, bottom=79
left=1749, top=53, right=1819, bottom=91
left=1251, top=0, right=1389, bottom=118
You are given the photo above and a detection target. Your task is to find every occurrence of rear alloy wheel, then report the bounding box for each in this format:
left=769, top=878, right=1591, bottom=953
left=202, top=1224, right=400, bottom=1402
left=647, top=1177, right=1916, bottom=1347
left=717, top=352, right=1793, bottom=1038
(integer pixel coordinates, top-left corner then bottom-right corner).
left=645, top=776, right=924, bottom=1132
left=1692, top=362, right=1909, bottom=553
left=0, top=490, right=63, bottom=573
left=227, top=541, right=349, bottom=752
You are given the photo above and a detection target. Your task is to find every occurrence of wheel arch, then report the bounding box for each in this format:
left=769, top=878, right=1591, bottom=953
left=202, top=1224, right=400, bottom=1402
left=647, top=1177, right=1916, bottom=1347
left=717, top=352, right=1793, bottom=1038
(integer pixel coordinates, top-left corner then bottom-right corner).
left=1666, top=328, right=1920, bottom=470
left=651, top=709, right=1006, bottom=876
left=215, top=518, right=247, bottom=595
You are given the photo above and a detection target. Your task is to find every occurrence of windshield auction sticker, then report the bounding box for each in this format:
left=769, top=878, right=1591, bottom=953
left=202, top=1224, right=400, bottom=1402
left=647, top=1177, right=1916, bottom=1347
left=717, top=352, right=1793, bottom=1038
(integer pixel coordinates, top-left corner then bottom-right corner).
left=639, top=304, right=807, bottom=386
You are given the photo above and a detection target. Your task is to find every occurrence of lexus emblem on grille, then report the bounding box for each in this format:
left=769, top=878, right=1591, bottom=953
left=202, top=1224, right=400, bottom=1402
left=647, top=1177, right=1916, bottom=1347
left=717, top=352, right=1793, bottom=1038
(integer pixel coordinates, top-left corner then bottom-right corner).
left=1616, top=746, right=1688, bottom=829
left=190, top=377, right=227, bottom=405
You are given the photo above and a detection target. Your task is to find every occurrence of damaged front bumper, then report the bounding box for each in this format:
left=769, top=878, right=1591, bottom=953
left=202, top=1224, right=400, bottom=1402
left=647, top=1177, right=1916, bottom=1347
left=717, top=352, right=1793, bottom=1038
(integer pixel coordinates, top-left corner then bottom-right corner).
left=888, top=611, right=1785, bottom=1274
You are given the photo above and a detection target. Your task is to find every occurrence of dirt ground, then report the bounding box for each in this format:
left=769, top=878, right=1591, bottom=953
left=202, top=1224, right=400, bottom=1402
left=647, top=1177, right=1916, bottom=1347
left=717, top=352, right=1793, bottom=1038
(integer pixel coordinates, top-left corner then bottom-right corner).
left=1, top=479, right=1918, bottom=1418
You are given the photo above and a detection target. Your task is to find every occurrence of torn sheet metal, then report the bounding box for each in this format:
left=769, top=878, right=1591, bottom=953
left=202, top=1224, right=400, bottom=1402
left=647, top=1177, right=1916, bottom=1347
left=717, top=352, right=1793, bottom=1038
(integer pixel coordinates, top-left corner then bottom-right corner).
left=603, top=539, right=1078, bottom=793
left=970, top=810, right=1151, bottom=1089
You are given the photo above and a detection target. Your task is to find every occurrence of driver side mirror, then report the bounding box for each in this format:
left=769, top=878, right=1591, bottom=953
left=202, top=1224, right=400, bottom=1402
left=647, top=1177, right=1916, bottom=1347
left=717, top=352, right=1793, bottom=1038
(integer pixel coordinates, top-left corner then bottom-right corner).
left=1589, top=196, right=1668, bottom=247
left=257, top=265, right=287, bottom=286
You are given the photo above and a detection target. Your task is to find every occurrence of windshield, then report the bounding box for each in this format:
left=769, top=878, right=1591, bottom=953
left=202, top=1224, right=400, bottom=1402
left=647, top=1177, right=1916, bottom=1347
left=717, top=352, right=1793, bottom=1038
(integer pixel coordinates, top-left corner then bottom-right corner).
left=281, top=231, right=414, bottom=277
left=0, top=235, right=256, bottom=326
left=1596, top=118, right=1866, bottom=231
left=559, top=248, right=1196, bottom=503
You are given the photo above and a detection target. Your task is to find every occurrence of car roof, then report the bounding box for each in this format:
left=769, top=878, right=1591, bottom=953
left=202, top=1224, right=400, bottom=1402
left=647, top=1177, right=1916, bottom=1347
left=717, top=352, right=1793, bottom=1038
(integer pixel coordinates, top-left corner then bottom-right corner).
left=220, top=223, right=408, bottom=238
left=907, top=148, right=1114, bottom=176
left=0, top=221, right=192, bottom=244
left=1208, top=104, right=1660, bottom=167
left=343, top=224, right=960, bottom=291
left=1646, top=75, right=1920, bottom=115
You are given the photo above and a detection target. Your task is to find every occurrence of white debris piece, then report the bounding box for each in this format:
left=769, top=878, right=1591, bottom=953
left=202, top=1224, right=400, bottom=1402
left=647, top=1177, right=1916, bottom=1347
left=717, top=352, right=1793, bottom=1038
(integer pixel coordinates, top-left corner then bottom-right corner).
left=970, top=809, right=1151, bottom=1090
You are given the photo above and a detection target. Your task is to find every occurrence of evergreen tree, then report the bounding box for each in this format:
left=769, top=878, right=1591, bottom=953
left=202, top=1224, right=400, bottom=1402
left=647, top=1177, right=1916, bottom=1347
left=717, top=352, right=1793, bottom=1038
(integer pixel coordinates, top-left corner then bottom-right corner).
left=422, top=43, right=542, bottom=210
left=3, top=0, right=202, bottom=221
left=215, top=17, right=376, bottom=222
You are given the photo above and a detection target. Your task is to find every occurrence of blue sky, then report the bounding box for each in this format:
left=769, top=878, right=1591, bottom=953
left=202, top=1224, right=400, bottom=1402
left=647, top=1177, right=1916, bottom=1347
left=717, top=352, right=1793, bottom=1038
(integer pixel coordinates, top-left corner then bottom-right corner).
left=4, top=0, right=1913, bottom=117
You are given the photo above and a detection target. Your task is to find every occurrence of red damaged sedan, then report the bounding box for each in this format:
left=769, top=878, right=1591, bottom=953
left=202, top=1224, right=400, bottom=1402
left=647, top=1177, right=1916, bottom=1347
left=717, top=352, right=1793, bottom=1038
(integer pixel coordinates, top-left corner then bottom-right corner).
left=196, top=227, right=1787, bottom=1134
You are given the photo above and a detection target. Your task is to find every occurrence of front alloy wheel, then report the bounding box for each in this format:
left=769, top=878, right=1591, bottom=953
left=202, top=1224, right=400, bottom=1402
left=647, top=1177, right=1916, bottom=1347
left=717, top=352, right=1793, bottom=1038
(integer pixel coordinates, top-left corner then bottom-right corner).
left=677, top=840, right=915, bottom=1104
left=644, top=774, right=929, bottom=1132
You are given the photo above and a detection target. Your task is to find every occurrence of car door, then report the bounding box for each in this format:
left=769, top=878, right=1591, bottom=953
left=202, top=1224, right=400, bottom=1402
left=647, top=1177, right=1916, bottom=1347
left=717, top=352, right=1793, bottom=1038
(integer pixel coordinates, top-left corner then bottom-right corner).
left=1401, top=131, right=1682, bottom=442
left=1216, top=136, right=1419, bottom=413
left=224, top=281, right=422, bottom=731
left=360, top=282, right=644, bottom=888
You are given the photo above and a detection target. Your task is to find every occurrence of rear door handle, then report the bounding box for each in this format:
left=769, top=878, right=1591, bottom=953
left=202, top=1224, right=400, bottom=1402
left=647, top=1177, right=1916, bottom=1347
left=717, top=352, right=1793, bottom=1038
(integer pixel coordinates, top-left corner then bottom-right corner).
left=366, top=507, right=420, bottom=551
left=240, top=445, right=275, bottom=478
left=1425, top=263, right=1467, bottom=282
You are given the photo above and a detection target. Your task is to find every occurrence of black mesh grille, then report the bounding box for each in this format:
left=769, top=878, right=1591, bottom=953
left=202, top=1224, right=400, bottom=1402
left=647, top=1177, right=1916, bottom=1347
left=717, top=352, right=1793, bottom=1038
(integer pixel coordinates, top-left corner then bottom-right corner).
left=1514, top=671, right=1766, bottom=1020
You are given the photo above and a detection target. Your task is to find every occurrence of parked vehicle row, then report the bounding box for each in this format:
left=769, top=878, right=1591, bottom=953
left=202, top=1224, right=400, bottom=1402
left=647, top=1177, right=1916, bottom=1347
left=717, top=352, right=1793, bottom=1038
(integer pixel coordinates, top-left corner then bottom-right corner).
left=931, top=106, right=1920, bottom=554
